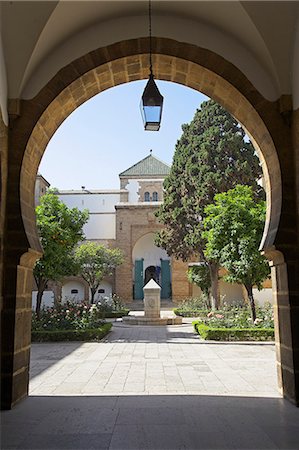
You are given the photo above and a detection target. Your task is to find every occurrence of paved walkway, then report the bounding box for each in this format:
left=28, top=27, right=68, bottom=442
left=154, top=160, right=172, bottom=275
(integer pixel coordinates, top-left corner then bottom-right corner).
left=29, top=321, right=279, bottom=397
left=3, top=320, right=299, bottom=449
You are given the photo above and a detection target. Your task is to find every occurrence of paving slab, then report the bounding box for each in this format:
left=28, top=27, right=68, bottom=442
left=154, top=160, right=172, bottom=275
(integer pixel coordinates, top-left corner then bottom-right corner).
left=27, top=320, right=279, bottom=398
left=3, top=317, right=298, bottom=450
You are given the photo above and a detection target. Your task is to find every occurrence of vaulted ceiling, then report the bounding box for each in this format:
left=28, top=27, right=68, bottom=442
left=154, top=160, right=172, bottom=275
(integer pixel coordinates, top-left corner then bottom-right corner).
left=1, top=1, right=298, bottom=123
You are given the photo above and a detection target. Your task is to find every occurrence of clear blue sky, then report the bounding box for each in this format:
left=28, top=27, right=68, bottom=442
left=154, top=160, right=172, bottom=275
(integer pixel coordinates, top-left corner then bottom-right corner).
left=39, top=80, right=208, bottom=190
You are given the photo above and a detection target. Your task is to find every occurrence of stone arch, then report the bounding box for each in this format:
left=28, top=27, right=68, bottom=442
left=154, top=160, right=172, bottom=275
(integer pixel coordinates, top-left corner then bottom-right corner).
left=20, top=38, right=282, bottom=262
left=7, top=37, right=296, bottom=409
left=132, top=232, right=169, bottom=266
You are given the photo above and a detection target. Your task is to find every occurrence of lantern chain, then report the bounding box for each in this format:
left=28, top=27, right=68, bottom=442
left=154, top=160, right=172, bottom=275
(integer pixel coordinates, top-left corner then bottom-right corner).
left=149, top=0, right=153, bottom=76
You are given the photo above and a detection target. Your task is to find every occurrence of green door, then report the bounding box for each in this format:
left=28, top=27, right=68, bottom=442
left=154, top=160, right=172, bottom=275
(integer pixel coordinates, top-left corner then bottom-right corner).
left=134, top=259, right=144, bottom=300
left=161, top=259, right=171, bottom=299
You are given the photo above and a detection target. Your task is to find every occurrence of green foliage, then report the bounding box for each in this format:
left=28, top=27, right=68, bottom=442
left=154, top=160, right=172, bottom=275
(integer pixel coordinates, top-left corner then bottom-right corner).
left=31, top=323, right=112, bottom=342
left=203, top=185, right=269, bottom=286
left=94, top=294, right=129, bottom=318
left=31, top=299, right=129, bottom=332
left=32, top=301, right=105, bottom=331
left=74, top=242, right=124, bottom=303
left=34, top=192, right=89, bottom=313
left=155, top=99, right=263, bottom=262
left=200, top=303, right=274, bottom=328
left=173, top=295, right=210, bottom=316
left=203, top=184, right=270, bottom=322
left=193, top=322, right=274, bottom=341
left=155, top=100, right=263, bottom=309
left=187, top=264, right=211, bottom=297
left=175, top=301, right=274, bottom=331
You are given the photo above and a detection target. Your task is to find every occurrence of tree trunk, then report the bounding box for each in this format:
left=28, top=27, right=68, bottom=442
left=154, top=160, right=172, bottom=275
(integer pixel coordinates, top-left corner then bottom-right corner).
left=245, top=284, right=256, bottom=323
left=90, top=288, right=96, bottom=304
left=35, top=279, right=47, bottom=319
left=209, top=262, right=219, bottom=310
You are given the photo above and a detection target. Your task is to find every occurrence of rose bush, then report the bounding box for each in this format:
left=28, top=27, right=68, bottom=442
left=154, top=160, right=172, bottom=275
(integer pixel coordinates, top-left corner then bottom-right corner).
left=32, top=301, right=106, bottom=331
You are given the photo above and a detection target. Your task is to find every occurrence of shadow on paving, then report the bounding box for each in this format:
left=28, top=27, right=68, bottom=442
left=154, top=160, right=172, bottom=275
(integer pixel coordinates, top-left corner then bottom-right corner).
left=102, top=326, right=199, bottom=344
left=30, top=342, right=84, bottom=380
left=1, top=395, right=299, bottom=449
left=103, top=325, right=275, bottom=345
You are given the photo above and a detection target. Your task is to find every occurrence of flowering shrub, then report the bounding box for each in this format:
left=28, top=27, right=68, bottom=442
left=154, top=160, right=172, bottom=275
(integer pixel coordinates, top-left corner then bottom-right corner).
left=201, top=302, right=274, bottom=328
left=173, top=295, right=211, bottom=316
left=32, top=301, right=105, bottom=331
left=96, top=294, right=125, bottom=313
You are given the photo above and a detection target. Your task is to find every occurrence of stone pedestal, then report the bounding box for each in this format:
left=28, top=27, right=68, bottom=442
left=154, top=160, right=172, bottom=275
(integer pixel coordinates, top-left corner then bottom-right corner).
left=122, top=278, right=182, bottom=326
left=143, top=279, right=161, bottom=319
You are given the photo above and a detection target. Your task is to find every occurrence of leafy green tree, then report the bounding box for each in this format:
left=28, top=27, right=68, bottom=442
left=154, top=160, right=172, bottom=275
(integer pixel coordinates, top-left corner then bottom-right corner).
left=74, top=242, right=124, bottom=304
left=155, top=99, right=263, bottom=309
left=203, top=185, right=270, bottom=322
left=187, top=264, right=211, bottom=300
left=34, top=191, right=89, bottom=317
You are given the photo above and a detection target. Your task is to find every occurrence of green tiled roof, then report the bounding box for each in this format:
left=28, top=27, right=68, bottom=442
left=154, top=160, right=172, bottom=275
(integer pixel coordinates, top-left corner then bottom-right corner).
left=119, top=154, right=171, bottom=177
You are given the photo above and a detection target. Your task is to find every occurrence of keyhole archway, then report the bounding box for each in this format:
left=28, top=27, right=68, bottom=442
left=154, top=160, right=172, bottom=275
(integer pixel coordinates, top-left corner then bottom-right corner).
left=3, top=37, right=298, bottom=409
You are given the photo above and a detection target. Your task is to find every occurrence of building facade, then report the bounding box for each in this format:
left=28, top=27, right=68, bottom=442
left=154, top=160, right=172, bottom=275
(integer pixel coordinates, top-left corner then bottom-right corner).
left=34, top=153, right=272, bottom=307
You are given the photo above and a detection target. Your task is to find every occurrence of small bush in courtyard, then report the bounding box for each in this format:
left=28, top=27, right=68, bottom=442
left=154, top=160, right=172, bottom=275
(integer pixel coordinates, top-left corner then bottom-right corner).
left=96, top=294, right=129, bottom=317
left=193, top=322, right=274, bottom=341
left=32, top=323, right=112, bottom=342
left=200, top=302, right=274, bottom=329
left=32, top=301, right=106, bottom=331
left=173, top=295, right=210, bottom=317
left=192, top=302, right=274, bottom=341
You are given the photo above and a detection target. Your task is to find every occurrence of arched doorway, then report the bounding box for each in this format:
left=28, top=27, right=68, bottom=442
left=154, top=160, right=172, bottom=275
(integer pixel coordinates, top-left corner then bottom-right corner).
left=144, top=266, right=157, bottom=284
left=3, top=37, right=298, bottom=409
left=132, top=233, right=171, bottom=300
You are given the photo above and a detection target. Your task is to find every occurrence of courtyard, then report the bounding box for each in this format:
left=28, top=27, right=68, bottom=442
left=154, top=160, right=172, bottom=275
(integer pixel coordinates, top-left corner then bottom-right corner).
left=29, top=321, right=278, bottom=398
left=2, top=319, right=299, bottom=449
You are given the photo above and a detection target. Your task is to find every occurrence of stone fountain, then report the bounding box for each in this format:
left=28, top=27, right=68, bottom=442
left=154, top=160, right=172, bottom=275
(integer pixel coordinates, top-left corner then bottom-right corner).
left=122, top=279, right=182, bottom=325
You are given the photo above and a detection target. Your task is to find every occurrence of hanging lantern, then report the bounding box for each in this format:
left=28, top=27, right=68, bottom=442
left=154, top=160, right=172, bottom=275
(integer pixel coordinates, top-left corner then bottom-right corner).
left=140, top=74, right=164, bottom=131
left=140, top=0, right=163, bottom=131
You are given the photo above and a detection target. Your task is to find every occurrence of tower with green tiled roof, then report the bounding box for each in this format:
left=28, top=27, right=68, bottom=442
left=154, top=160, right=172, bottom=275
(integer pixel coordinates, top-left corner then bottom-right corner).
left=116, top=151, right=172, bottom=301
left=119, top=151, right=171, bottom=203
left=119, top=151, right=170, bottom=178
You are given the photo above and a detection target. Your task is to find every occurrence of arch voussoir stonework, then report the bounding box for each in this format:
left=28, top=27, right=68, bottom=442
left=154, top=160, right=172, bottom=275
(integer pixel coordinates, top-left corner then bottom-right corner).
left=3, top=37, right=298, bottom=410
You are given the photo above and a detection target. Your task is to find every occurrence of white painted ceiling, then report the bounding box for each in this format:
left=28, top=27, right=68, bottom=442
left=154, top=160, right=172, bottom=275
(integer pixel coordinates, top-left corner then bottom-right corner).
left=1, top=1, right=298, bottom=105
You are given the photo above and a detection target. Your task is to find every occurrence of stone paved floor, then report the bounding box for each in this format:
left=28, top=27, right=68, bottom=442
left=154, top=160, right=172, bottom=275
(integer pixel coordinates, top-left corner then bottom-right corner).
left=3, top=320, right=299, bottom=449
left=29, top=321, right=279, bottom=398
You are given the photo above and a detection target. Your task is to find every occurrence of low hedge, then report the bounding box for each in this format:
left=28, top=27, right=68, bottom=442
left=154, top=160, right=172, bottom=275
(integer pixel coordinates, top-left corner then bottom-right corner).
left=32, top=323, right=112, bottom=342
left=193, top=321, right=274, bottom=341
left=173, top=308, right=208, bottom=317
left=99, top=309, right=130, bottom=318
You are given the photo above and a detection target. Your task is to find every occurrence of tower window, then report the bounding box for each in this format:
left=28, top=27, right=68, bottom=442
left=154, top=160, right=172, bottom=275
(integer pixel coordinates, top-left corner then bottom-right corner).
left=144, top=192, right=150, bottom=202
left=152, top=191, right=158, bottom=201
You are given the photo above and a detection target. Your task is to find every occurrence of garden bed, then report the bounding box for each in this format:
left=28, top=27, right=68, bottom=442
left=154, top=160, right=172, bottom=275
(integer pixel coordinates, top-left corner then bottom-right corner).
left=99, top=309, right=130, bottom=318
left=32, top=323, right=112, bottom=342
left=173, top=308, right=208, bottom=317
left=193, top=321, right=274, bottom=341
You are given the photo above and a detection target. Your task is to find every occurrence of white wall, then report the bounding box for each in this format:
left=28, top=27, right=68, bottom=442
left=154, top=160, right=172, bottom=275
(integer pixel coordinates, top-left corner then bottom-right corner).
left=93, top=281, right=112, bottom=302
left=125, top=180, right=139, bottom=203
left=58, top=192, right=119, bottom=239
left=252, top=288, right=273, bottom=306
left=132, top=233, right=170, bottom=277
left=58, top=192, right=120, bottom=212
left=22, top=14, right=280, bottom=103
left=62, top=281, right=85, bottom=303
left=219, top=280, right=244, bottom=305
left=84, top=214, right=115, bottom=239
left=32, top=290, right=54, bottom=310
left=191, top=281, right=273, bottom=307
